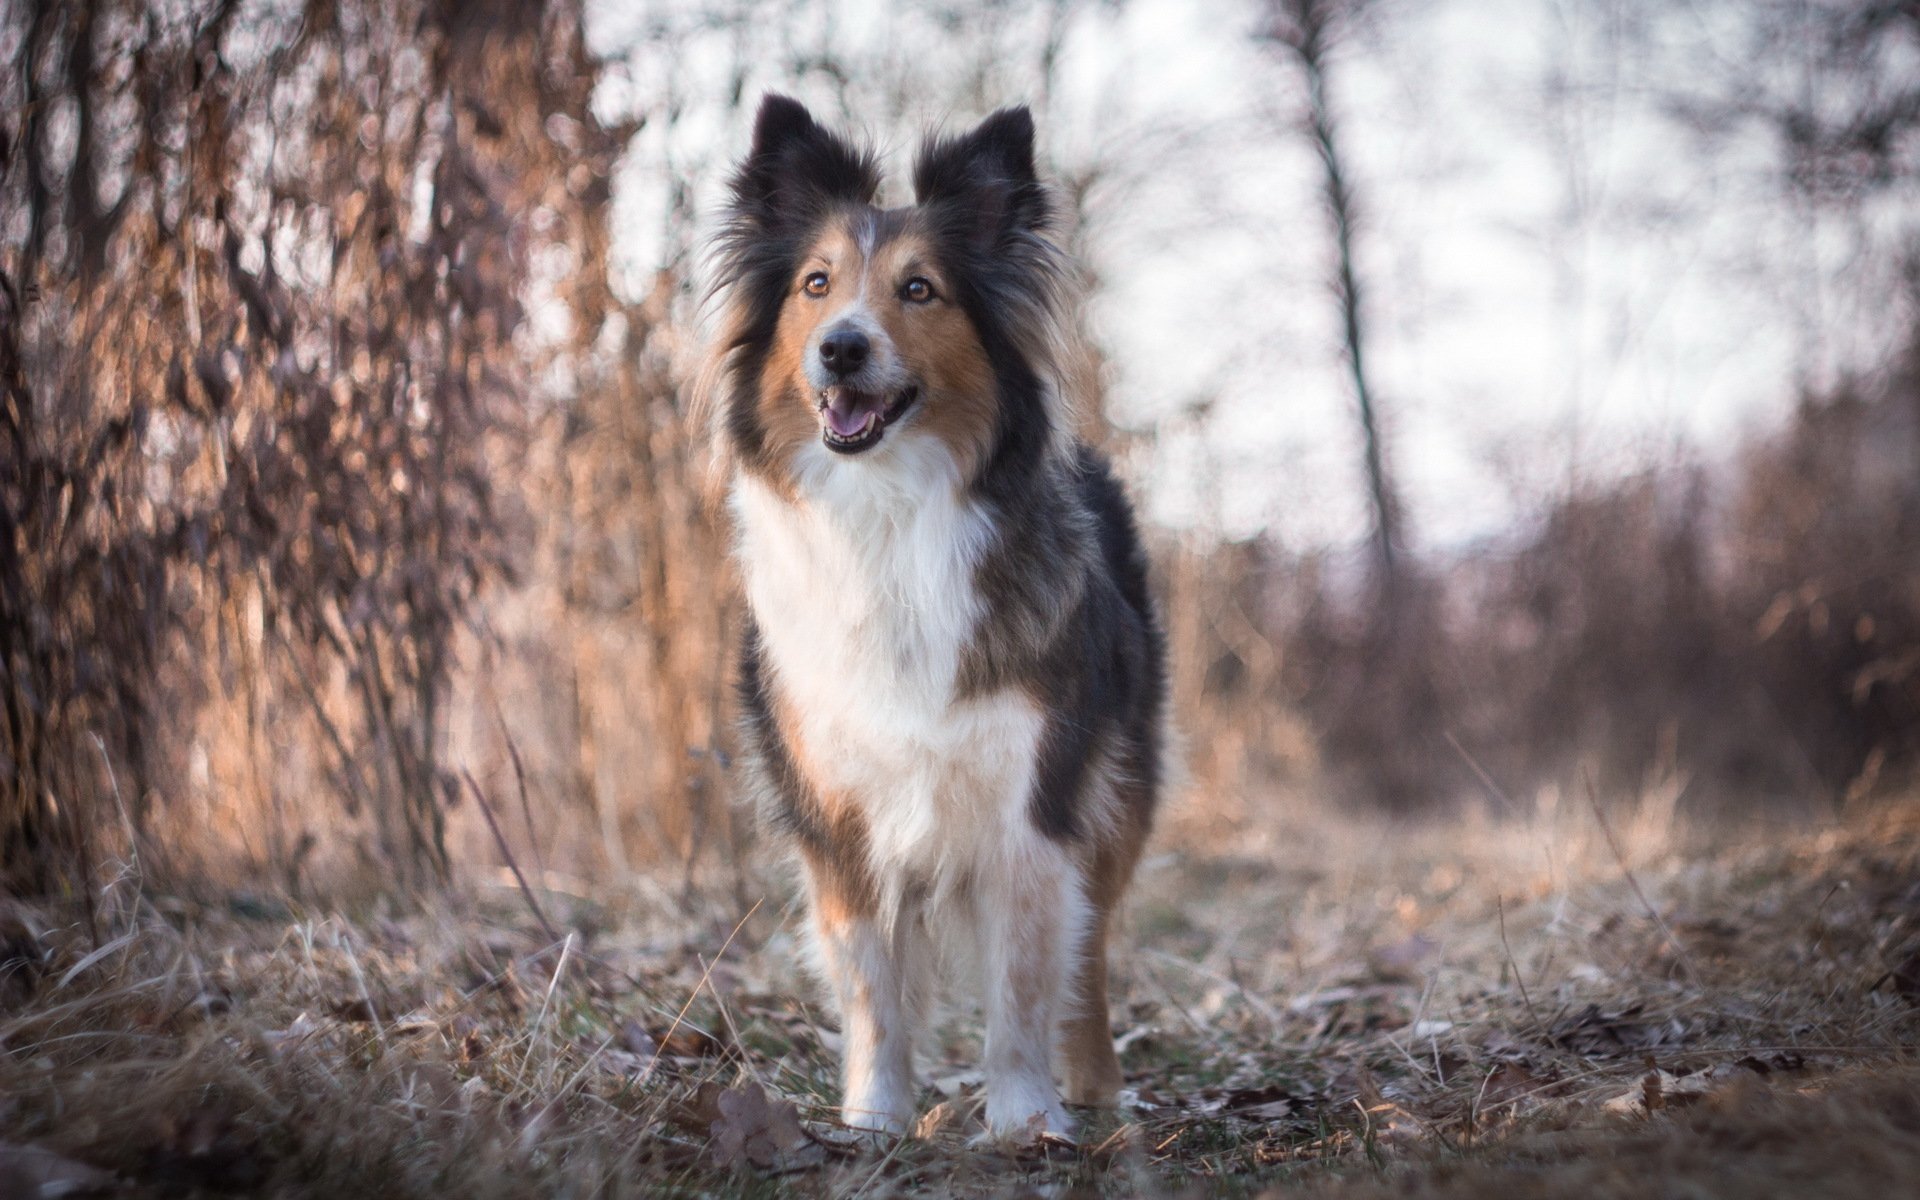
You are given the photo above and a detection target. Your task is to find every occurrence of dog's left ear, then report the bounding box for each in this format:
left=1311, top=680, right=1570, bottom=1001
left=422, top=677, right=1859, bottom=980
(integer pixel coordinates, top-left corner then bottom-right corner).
left=913, top=106, right=1051, bottom=244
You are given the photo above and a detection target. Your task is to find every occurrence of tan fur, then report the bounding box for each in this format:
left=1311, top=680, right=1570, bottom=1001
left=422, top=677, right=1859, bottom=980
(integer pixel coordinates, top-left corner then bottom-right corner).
left=1062, top=909, right=1125, bottom=1105
left=862, top=233, right=998, bottom=476
left=754, top=315, right=822, bottom=499
left=1063, top=784, right=1153, bottom=1106
left=773, top=692, right=879, bottom=924
left=754, top=214, right=998, bottom=480
left=794, top=810, right=877, bottom=925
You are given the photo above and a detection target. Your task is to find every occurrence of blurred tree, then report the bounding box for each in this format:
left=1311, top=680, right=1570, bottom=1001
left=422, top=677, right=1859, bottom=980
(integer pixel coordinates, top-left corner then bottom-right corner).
left=1258, top=0, right=1404, bottom=601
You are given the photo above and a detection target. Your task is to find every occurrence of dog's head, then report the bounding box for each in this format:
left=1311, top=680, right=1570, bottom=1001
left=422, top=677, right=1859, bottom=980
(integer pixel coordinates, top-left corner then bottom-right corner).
left=707, top=95, right=1069, bottom=492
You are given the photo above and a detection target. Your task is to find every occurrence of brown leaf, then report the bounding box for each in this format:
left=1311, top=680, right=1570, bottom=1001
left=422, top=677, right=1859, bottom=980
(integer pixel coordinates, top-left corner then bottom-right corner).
left=1547, top=1003, right=1687, bottom=1056
left=678, top=1083, right=823, bottom=1172
left=1195, top=1083, right=1302, bottom=1123
left=1480, top=1062, right=1554, bottom=1111
left=1601, top=1065, right=1751, bottom=1117
left=913, top=1101, right=959, bottom=1139
left=650, top=1024, right=722, bottom=1060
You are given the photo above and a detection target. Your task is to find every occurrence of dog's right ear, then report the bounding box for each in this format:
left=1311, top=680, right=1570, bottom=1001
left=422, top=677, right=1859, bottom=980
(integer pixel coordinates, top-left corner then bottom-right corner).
left=729, top=94, right=879, bottom=232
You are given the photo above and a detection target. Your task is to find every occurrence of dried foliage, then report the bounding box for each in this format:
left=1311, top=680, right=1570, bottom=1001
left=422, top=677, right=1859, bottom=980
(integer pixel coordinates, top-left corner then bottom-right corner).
left=1164, top=335, right=1920, bottom=818
left=3, top=786, right=1920, bottom=1194
left=0, top=0, right=689, bottom=893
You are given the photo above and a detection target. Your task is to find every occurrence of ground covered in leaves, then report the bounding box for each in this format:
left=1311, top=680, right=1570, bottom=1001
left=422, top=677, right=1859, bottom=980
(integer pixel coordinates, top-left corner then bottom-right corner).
left=5, top=792, right=1920, bottom=1198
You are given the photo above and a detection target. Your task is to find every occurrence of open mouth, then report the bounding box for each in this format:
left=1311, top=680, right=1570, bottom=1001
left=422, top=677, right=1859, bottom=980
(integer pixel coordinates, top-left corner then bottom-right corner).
left=819, top=384, right=919, bottom=454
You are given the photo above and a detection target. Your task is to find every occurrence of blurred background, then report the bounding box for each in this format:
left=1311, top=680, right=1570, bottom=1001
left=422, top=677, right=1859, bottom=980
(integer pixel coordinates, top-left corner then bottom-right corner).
left=2, top=0, right=1916, bottom=902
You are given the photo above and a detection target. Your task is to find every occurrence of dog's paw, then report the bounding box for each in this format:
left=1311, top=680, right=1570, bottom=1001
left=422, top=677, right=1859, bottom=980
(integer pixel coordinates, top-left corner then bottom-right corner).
left=840, top=1095, right=913, bottom=1140
left=980, top=1086, right=1074, bottom=1145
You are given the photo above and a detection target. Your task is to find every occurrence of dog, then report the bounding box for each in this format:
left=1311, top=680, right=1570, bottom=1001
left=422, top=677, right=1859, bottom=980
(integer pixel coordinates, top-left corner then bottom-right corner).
left=704, top=94, right=1166, bottom=1140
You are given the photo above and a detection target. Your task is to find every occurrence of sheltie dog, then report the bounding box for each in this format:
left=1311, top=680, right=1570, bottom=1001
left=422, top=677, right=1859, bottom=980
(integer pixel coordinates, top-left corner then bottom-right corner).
left=704, top=94, right=1166, bottom=1140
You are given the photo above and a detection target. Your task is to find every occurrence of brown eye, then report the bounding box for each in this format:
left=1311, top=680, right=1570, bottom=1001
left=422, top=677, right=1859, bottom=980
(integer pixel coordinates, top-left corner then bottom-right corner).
left=901, top=277, right=935, bottom=303
left=804, top=271, right=830, bottom=297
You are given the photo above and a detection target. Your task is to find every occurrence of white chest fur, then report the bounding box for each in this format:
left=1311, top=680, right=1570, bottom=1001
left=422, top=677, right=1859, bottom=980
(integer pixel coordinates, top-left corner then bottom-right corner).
left=731, top=442, right=1045, bottom=877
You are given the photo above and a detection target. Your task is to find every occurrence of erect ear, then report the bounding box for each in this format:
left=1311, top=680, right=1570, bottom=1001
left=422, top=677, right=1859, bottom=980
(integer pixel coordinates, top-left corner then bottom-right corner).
left=729, top=94, right=880, bottom=232
left=912, top=106, right=1051, bottom=244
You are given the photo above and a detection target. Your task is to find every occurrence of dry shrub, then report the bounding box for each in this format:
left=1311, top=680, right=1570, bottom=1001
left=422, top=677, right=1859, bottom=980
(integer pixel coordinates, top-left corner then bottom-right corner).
left=1232, top=330, right=1920, bottom=815
left=1468, top=350, right=1920, bottom=810
left=1726, top=355, right=1920, bottom=800
left=1463, top=469, right=1729, bottom=803
left=1159, top=537, right=1318, bottom=824
left=479, top=271, right=739, bottom=878
left=0, top=0, right=637, bottom=894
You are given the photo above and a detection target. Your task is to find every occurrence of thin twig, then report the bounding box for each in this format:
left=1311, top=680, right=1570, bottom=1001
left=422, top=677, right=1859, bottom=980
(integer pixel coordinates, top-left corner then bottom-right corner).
left=847, top=1121, right=911, bottom=1199
left=699, top=950, right=766, bottom=1090
left=1584, top=771, right=1700, bottom=986
left=1446, top=730, right=1522, bottom=817
left=638, top=898, right=762, bottom=1085
left=90, top=732, right=144, bottom=932
left=524, top=931, right=576, bottom=1083
left=338, top=925, right=387, bottom=1049
left=1497, top=896, right=1545, bottom=1038
left=463, top=769, right=561, bottom=946
left=494, top=702, right=547, bottom=882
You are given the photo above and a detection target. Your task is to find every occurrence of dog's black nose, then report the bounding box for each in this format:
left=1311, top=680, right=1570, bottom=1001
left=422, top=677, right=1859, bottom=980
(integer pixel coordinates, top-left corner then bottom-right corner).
left=818, top=329, right=870, bottom=376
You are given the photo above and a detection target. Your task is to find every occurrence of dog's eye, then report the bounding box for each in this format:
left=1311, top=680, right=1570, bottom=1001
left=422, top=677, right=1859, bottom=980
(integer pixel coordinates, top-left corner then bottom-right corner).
left=901, top=277, right=935, bottom=304
left=803, top=271, right=830, bottom=297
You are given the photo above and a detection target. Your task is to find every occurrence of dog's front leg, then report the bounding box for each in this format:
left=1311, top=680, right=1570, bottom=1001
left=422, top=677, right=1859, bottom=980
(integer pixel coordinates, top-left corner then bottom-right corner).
left=807, top=869, right=916, bottom=1135
left=977, top=840, right=1079, bottom=1139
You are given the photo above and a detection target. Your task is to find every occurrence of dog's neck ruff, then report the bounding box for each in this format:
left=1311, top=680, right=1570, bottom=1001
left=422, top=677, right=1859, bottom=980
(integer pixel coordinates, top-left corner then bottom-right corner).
left=734, top=436, right=989, bottom=707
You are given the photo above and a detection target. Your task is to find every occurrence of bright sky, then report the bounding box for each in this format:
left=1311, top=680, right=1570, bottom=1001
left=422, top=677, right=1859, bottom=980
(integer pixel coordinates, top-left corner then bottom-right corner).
left=586, top=0, right=1914, bottom=553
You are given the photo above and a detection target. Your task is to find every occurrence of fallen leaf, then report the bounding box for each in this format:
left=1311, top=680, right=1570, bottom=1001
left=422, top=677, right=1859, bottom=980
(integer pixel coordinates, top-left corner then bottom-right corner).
left=1547, top=1003, right=1688, bottom=1057
left=913, top=1100, right=959, bottom=1139
left=651, top=1025, right=723, bottom=1060
left=1600, top=1065, right=1753, bottom=1117
left=1479, top=1062, right=1554, bottom=1111
left=679, top=1083, right=823, bottom=1171
left=1194, top=1083, right=1301, bottom=1123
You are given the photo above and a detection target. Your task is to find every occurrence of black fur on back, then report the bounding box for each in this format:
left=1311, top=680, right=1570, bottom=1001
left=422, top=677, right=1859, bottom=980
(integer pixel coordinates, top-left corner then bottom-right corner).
left=719, top=95, right=1165, bottom=847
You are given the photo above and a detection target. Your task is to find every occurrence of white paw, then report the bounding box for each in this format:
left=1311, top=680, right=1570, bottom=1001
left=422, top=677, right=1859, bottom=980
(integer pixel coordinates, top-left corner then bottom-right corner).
left=982, top=1083, right=1074, bottom=1143
left=841, top=1089, right=913, bottom=1138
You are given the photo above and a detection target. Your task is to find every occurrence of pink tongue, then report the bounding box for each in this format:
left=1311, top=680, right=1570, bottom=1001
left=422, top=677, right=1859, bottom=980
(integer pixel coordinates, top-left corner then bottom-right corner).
left=825, top=393, right=879, bottom=437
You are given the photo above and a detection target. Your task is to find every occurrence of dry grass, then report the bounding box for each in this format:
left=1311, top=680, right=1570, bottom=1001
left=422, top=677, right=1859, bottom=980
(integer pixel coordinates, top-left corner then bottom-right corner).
left=3, top=790, right=1919, bottom=1198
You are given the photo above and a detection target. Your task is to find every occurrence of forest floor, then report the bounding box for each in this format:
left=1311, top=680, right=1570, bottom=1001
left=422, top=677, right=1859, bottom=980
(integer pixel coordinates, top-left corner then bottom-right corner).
left=5, top=788, right=1920, bottom=1198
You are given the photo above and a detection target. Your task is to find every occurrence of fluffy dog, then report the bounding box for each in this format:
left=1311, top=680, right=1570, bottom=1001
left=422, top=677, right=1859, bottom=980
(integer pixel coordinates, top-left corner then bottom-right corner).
left=705, top=94, right=1166, bottom=1140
